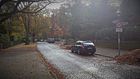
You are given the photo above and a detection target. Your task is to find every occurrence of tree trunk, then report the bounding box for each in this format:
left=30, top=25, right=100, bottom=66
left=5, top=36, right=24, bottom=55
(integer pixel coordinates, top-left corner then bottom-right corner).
left=24, top=14, right=30, bottom=45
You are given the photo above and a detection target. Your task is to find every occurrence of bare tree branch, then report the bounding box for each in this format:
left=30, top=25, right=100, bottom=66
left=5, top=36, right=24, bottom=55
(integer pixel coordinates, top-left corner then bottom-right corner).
left=0, top=0, right=64, bottom=23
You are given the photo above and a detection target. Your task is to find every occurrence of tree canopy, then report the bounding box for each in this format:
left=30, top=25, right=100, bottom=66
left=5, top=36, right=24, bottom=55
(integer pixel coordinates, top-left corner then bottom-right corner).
left=0, top=0, right=63, bottom=23
left=121, top=0, right=140, bottom=25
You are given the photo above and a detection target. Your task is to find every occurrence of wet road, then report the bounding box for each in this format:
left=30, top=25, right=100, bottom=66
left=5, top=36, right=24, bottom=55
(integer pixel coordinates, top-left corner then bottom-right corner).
left=37, top=42, right=140, bottom=79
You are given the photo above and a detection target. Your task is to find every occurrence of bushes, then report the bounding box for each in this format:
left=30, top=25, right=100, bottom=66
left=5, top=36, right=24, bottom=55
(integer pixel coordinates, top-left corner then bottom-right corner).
left=0, top=34, right=23, bottom=49
left=0, top=34, right=10, bottom=48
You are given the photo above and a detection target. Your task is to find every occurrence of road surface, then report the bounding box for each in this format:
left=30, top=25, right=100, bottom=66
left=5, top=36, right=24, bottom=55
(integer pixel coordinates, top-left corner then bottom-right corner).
left=37, top=42, right=140, bottom=79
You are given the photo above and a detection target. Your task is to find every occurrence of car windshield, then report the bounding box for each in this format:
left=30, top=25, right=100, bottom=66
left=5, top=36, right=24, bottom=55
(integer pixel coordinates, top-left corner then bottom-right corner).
left=76, top=42, right=82, bottom=45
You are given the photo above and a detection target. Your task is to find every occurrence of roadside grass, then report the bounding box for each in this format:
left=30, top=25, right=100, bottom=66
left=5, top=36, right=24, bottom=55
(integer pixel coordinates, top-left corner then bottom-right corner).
left=1, top=43, right=36, bottom=52
left=36, top=44, right=65, bottom=79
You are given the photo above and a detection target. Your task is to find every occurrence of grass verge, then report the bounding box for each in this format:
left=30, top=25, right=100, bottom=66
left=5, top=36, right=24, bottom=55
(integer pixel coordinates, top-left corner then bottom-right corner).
left=35, top=45, right=65, bottom=79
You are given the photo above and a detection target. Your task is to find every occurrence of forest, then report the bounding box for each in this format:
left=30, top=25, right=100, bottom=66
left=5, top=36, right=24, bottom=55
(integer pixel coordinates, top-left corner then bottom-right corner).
left=0, top=0, right=140, bottom=49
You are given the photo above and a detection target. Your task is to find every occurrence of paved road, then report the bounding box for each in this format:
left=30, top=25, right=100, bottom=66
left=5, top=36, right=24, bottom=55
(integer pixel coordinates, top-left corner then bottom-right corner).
left=37, top=42, right=140, bottom=79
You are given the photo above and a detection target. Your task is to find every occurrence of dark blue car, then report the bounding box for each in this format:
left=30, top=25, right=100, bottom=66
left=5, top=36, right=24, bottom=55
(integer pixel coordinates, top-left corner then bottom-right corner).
left=71, top=41, right=96, bottom=55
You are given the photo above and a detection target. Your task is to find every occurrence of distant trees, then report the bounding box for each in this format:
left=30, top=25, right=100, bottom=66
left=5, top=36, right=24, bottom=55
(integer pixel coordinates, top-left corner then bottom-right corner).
left=54, top=0, right=140, bottom=42
left=121, top=0, right=140, bottom=25
left=55, top=0, right=117, bottom=40
left=120, top=0, right=140, bottom=41
left=30, top=14, right=52, bottom=39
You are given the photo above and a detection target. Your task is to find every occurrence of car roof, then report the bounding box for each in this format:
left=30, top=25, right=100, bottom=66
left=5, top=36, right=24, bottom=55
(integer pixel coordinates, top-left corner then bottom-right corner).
left=76, top=40, right=95, bottom=46
left=76, top=40, right=92, bottom=43
left=76, top=40, right=84, bottom=43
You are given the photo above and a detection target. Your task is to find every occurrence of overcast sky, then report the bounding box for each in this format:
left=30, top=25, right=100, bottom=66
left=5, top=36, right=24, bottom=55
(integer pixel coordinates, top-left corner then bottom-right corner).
left=46, top=0, right=66, bottom=9
left=46, top=0, right=93, bottom=9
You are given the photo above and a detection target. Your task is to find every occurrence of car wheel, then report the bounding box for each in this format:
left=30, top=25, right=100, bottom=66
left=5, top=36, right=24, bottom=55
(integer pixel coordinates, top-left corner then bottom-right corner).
left=91, top=53, right=95, bottom=56
left=71, top=50, right=74, bottom=53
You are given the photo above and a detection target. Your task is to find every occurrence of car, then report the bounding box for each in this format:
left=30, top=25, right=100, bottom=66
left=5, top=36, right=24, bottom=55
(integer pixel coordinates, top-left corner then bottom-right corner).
left=40, top=39, right=44, bottom=42
left=47, top=38, right=55, bottom=43
left=71, top=40, right=96, bottom=55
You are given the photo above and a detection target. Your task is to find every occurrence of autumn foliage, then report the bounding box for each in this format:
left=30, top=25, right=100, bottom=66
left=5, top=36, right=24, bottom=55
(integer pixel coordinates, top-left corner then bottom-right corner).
left=115, top=49, right=140, bottom=65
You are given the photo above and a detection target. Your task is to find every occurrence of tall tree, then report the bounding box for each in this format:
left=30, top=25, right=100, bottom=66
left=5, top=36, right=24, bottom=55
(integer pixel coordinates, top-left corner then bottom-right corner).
left=121, top=0, right=140, bottom=25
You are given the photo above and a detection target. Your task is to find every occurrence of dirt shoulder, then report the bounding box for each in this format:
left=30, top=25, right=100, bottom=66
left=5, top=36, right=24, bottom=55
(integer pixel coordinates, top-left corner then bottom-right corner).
left=0, top=43, right=55, bottom=79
